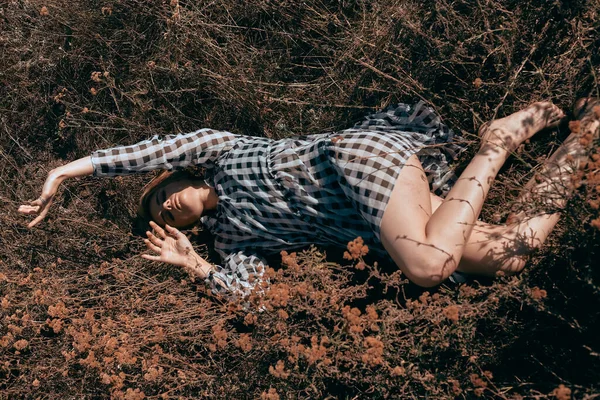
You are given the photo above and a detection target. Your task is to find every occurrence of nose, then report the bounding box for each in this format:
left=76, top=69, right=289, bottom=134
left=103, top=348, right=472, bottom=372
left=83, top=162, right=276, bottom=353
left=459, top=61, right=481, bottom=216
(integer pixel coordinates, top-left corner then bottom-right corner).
left=163, top=198, right=172, bottom=210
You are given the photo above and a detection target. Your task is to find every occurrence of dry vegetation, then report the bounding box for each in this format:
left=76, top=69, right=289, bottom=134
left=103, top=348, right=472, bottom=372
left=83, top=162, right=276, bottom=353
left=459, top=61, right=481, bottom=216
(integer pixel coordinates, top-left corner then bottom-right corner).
left=1, top=0, right=600, bottom=398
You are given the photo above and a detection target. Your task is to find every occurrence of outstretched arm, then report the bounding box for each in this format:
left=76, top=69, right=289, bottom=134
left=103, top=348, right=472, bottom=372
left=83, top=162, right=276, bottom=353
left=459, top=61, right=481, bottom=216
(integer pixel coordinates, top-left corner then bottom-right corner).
left=92, top=128, right=237, bottom=176
left=17, top=156, right=94, bottom=227
left=19, top=129, right=238, bottom=227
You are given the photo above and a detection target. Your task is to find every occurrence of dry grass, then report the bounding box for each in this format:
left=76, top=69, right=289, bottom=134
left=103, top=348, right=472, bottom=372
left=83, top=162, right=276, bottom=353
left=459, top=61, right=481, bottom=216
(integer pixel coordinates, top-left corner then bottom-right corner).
left=1, top=0, right=600, bottom=398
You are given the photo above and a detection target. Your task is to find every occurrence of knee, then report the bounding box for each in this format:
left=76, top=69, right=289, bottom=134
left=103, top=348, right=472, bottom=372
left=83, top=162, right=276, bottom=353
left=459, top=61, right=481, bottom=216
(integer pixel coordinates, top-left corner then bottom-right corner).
left=402, top=255, right=459, bottom=288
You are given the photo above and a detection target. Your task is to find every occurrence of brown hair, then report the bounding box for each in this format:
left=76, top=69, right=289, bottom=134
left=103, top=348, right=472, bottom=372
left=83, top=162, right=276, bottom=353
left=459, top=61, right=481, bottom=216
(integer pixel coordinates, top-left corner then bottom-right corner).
left=137, top=167, right=205, bottom=225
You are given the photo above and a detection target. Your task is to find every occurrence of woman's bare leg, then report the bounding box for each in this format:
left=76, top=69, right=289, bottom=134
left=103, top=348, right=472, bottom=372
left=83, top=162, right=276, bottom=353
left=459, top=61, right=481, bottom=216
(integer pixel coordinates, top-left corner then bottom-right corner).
left=380, top=102, right=564, bottom=287
left=430, top=98, right=600, bottom=277
left=429, top=193, right=559, bottom=276
left=509, top=97, right=600, bottom=221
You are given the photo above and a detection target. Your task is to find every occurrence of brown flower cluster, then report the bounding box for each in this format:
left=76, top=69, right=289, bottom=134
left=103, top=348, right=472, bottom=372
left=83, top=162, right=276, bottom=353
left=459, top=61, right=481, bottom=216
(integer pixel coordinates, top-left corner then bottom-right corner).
left=210, top=322, right=228, bottom=351
left=261, top=388, right=280, bottom=400
left=568, top=113, right=600, bottom=230
left=443, top=305, right=460, bottom=322
left=551, top=384, right=572, bottom=400
left=362, top=336, right=384, bottom=366
left=530, top=287, right=548, bottom=300
left=342, top=305, right=364, bottom=334
left=269, top=360, right=290, bottom=379
left=343, top=237, right=369, bottom=261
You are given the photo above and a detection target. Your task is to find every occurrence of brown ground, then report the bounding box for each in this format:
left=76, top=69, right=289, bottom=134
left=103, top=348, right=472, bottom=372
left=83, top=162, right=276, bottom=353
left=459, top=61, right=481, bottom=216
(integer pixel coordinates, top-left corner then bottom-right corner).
left=1, top=0, right=599, bottom=398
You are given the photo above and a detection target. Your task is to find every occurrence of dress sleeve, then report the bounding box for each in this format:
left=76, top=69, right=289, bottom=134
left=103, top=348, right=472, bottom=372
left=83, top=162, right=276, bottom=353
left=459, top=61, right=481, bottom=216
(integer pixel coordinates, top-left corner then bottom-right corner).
left=205, top=251, right=268, bottom=300
left=91, top=128, right=238, bottom=177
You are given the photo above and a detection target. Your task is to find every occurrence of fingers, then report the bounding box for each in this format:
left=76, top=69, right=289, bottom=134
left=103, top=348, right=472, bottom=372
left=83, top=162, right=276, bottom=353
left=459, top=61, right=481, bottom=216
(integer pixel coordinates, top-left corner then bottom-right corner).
left=28, top=207, right=50, bottom=228
left=143, top=238, right=161, bottom=253
left=164, top=224, right=182, bottom=238
left=18, top=205, right=41, bottom=215
left=149, top=221, right=167, bottom=239
left=18, top=195, right=54, bottom=227
left=17, top=199, right=42, bottom=215
left=145, top=231, right=163, bottom=247
left=143, top=232, right=163, bottom=263
left=141, top=254, right=161, bottom=262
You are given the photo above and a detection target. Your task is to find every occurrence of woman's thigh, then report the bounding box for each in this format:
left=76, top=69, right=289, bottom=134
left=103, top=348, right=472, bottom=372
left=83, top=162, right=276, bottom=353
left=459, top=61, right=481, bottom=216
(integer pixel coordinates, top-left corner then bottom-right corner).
left=379, top=154, right=437, bottom=279
left=380, top=155, right=524, bottom=278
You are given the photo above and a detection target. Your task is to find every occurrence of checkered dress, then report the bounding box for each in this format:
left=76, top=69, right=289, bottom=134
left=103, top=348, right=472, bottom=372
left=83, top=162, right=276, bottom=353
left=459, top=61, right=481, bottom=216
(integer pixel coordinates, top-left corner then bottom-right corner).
left=92, top=102, right=467, bottom=299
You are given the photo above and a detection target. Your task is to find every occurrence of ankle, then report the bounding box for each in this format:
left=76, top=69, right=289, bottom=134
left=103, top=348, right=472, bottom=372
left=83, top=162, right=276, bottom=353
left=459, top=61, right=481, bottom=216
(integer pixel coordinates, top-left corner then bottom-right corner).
left=477, top=142, right=511, bottom=160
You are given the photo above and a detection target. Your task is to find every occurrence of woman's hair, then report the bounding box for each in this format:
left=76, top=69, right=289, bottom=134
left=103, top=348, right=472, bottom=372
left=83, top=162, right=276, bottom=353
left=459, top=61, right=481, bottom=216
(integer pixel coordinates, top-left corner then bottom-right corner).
left=137, top=167, right=205, bottom=225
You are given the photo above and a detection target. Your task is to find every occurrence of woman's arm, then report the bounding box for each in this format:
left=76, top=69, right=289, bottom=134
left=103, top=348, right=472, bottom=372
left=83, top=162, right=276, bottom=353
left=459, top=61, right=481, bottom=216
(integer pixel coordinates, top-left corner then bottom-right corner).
left=18, top=156, right=94, bottom=227
left=143, top=222, right=268, bottom=300
left=143, top=221, right=214, bottom=278
left=92, top=129, right=237, bottom=177
left=19, top=129, right=238, bottom=227
left=53, top=156, right=95, bottom=179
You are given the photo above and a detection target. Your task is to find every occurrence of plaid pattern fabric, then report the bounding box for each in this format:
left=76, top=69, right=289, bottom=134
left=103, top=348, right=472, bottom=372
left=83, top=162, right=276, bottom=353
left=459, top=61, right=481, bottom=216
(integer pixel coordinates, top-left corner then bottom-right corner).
left=92, top=102, right=467, bottom=299
left=91, top=128, right=237, bottom=176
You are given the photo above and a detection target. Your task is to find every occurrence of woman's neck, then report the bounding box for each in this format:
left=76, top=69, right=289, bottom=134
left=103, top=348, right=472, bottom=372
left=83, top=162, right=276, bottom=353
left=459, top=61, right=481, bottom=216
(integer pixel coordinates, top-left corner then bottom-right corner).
left=204, top=185, right=218, bottom=211
left=195, top=182, right=218, bottom=211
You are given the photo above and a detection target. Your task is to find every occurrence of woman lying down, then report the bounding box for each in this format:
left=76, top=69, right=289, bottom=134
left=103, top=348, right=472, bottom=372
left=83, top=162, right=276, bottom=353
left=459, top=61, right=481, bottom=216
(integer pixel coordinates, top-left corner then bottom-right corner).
left=18, top=99, right=600, bottom=300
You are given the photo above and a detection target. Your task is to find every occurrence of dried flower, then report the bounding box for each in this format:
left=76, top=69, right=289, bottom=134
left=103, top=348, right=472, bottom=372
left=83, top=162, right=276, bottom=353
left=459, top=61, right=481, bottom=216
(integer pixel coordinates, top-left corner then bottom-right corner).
left=551, top=384, right=572, bottom=400
left=361, top=336, right=384, bottom=366
left=277, top=309, right=289, bottom=320
left=269, top=360, right=290, bottom=379
left=569, top=120, right=580, bottom=134
left=343, top=237, right=369, bottom=260
left=448, top=379, right=462, bottom=395
left=469, top=373, right=487, bottom=388
left=235, top=333, right=253, bottom=352
left=443, top=305, right=460, bottom=322
left=143, top=366, right=164, bottom=382
left=124, top=388, right=145, bottom=400
left=530, top=287, right=547, bottom=300
left=13, top=339, right=29, bottom=350
left=91, top=71, right=102, bottom=82
left=261, top=388, right=280, bottom=400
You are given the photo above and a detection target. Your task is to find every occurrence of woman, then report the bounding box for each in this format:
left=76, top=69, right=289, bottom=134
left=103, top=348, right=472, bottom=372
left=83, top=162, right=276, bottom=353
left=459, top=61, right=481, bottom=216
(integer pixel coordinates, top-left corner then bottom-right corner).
left=18, top=100, right=598, bottom=300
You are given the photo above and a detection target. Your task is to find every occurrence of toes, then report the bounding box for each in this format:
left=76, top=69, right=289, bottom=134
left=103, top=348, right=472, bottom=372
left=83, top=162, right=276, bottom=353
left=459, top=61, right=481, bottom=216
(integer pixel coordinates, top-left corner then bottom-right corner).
left=574, top=97, right=600, bottom=120
left=529, top=102, right=564, bottom=128
left=545, top=104, right=565, bottom=126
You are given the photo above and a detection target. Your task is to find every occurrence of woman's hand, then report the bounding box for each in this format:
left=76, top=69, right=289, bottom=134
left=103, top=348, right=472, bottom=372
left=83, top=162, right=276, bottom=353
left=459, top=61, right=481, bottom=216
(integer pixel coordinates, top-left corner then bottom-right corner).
left=17, top=169, right=64, bottom=228
left=142, top=221, right=213, bottom=279
left=18, top=157, right=94, bottom=228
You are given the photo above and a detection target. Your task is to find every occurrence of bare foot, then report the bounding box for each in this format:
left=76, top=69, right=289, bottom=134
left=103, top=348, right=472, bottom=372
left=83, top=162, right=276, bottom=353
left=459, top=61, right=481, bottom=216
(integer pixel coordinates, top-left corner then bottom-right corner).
left=478, top=102, right=565, bottom=154
left=573, top=97, right=600, bottom=119
left=506, top=98, right=599, bottom=223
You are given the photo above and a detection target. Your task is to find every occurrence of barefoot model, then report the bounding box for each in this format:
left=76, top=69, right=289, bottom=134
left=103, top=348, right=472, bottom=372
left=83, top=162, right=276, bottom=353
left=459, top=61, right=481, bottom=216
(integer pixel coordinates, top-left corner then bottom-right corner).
left=18, top=100, right=599, bottom=299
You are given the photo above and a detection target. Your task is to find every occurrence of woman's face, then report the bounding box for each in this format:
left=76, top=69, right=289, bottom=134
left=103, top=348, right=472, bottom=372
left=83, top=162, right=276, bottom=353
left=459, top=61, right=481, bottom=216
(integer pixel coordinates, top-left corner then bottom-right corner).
left=148, top=179, right=204, bottom=228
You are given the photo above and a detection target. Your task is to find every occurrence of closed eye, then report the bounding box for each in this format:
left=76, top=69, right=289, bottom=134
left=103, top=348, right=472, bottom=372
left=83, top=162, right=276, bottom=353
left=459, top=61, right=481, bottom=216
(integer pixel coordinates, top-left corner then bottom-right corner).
left=165, top=210, right=175, bottom=224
